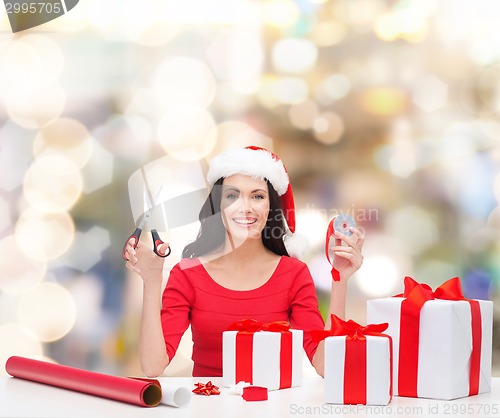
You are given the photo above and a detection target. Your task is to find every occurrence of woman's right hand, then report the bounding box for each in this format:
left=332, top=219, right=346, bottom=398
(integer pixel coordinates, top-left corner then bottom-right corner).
left=124, top=238, right=169, bottom=282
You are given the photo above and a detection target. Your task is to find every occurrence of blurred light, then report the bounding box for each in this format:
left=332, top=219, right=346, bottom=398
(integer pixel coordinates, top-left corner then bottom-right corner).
left=412, top=76, right=448, bottom=112
left=157, top=106, right=217, bottom=161
left=15, top=208, right=75, bottom=261
left=0, top=123, right=35, bottom=192
left=478, top=117, right=500, bottom=146
left=494, top=172, right=500, bottom=203
left=360, top=88, right=407, bottom=116
left=0, top=236, right=46, bottom=294
left=206, top=28, right=263, bottom=95
left=344, top=0, right=385, bottom=32
left=261, top=0, right=300, bottom=29
left=272, top=38, right=318, bottom=74
left=270, top=77, right=309, bottom=105
left=310, top=21, right=346, bottom=47
left=387, top=119, right=417, bottom=178
left=162, top=0, right=259, bottom=25
left=257, top=75, right=280, bottom=108
left=352, top=230, right=412, bottom=296
left=312, top=112, right=344, bottom=145
left=315, top=74, right=352, bottom=105
left=295, top=207, right=328, bottom=247
left=414, top=260, right=462, bottom=287
left=385, top=206, right=439, bottom=255
left=214, top=82, right=252, bottom=114
left=23, top=155, right=82, bottom=213
left=81, top=140, right=114, bottom=193
left=373, top=12, right=400, bottom=42
left=355, top=254, right=400, bottom=297
left=213, top=121, right=273, bottom=156
left=33, top=118, right=93, bottom=169
left=460, top=64, right=500, bottom=116
left=487, top=205, right=500, bottom=231
left=288, top=100, right=319, bottom=130
left=0, top=324, right=43, bottom=377
left=58, top=226, right=111, bottom=272
left=69, top=274, right=104, bottom=334
left=119, top=0, right=179, bottom=46
left=0, top=197, right=10, bottom=234
left=0, top=35, right=63, bottom=101
left=309, top=254, right=335, bottom=292
left=153, top=57, right=216, bottom=109
left=374, top=5, right=429, bottom=43
left=84, top=0, right=121, bottom=31
left=93, top=114, right=153, bottom=162
left=124, top=88, right=158, bottom=119
left=6, top=81, right=65, bottom=129
left=17, top=282, right=76, bottom=342
left=437, top=123, right=477, bottom=166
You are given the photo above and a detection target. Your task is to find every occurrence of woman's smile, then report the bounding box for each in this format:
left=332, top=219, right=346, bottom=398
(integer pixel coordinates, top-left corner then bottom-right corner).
left=232, top=217, right=258, bottom=227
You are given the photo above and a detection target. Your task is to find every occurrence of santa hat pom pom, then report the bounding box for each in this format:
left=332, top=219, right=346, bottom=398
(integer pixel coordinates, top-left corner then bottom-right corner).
left=283, top=230, right=309, bottom=259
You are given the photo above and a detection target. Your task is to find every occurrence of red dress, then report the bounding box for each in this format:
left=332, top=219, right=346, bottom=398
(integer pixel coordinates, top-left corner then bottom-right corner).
left=160, top=256, right=325, bottom=376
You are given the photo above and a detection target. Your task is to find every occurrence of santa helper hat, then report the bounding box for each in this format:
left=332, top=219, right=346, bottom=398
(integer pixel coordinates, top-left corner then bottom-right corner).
left=207, top=146, right=308, bottom=258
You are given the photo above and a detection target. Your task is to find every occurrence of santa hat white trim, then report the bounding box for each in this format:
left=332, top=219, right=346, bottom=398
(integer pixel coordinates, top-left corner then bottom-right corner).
left=207, top=148, right=289, bottom=196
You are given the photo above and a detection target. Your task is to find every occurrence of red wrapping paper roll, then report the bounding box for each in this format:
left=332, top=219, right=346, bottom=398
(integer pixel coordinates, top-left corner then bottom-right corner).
left=5, top=356, right=162, bottom=407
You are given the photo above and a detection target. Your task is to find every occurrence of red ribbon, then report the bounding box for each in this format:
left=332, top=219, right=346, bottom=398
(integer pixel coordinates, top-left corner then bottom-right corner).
left=325, top=217, right=341, bottom=281
left=310, top=314, right=393, bottom=404
left=227, top=319, right=293, bottom=389
left=397, top=276, right=482, bottom=397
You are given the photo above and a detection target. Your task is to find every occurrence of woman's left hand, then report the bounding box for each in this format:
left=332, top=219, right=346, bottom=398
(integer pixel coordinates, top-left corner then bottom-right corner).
left=330, top=227, right=365, bottom=282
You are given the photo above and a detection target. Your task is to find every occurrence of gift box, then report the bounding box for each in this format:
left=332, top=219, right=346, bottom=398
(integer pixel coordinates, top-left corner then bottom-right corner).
left=222, top=319, right=303, bottom=391
left=367, top=276, right=493, bottom=400
left=311, top=315, right=392, bottom=405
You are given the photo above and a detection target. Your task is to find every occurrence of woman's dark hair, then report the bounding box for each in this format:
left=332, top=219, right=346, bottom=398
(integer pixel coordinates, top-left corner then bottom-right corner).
left=182, top=177, right=290, bottom=258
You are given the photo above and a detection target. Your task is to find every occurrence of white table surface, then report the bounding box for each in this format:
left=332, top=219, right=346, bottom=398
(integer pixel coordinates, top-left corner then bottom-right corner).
left=1, top=376, right=499, bottom=418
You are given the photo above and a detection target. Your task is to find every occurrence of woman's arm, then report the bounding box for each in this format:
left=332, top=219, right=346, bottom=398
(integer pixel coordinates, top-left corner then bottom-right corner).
left=311, top=227, right=365, bottom=376
left=125, top=239, right=170, bottom=377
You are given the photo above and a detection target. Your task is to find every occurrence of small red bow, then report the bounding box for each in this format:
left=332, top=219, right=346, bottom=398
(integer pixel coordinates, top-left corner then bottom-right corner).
left=192, top=381, right=220, bottom=396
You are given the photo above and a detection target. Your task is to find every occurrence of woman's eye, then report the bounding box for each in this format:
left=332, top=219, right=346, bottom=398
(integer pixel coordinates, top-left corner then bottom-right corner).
left=253, top=194, right=265, bottom=200
left=226, top=193, right=238, bottom=200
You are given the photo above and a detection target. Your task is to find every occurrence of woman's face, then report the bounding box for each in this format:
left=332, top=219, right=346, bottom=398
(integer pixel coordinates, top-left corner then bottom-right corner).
left=220, top=174, right=270, bottom=244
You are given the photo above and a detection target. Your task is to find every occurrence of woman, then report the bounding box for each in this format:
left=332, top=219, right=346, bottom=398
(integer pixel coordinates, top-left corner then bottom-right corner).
left=124, top=146, right=364, bottom=377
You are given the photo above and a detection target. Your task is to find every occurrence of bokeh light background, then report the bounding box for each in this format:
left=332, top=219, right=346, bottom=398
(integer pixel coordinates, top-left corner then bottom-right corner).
left=0, top=0, right=499, bottom=377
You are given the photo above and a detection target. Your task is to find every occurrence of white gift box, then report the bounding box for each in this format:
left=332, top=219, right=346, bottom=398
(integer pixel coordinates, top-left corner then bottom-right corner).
left=324, top=335, right=392, bottom=405
left=367, top=297, right=493, bottom=400
left=222, top=329, right=303, bottom=391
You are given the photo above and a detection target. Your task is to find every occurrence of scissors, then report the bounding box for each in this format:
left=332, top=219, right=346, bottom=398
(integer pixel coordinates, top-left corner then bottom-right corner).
left=122, top=181, right=171, bottom=260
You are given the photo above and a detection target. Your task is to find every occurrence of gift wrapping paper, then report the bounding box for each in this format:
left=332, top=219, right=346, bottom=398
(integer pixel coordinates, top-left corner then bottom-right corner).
left=222, top=321, right=303, bottom=391
left=367, top=277, right=493, bottom=400
left=5, top=356, right=162, bottom=407
left=324, top=335, right=392, bottom=405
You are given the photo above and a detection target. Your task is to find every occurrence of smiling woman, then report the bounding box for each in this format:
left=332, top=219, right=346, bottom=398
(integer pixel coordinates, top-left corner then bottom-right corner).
left=123, top=146, right=365, bottom=378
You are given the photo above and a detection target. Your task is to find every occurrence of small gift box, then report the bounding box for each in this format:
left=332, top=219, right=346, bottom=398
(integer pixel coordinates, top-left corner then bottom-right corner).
left=222, top=319, right=303, bottom=391
left=367, top=276, right=493, bottom=400
left=311, top=314, right=392, bottom=405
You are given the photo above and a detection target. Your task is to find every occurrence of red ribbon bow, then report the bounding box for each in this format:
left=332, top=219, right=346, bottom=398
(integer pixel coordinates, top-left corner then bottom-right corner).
left=310, top=314, right=389, bottom=342
left=325, top=217, right=341, bottom=281
left=227, top=319, right=291, bottom=333
left=227, top=319, right=293, bottom=390
left=192, top=381, right=220, bottom=396
left=397, top=276, right=482, bottom=397
left=309, top=314, right=392, bottom=405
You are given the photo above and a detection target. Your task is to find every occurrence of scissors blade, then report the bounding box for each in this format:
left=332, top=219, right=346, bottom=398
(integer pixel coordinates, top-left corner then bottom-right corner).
left=140, top=184, right=164, bottom=229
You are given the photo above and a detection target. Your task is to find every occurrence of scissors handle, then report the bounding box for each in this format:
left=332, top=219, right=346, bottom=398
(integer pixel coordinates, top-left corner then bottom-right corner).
left=122, top=227, right=142, bottom=260
left=151, top=229, right=171, bottom=258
